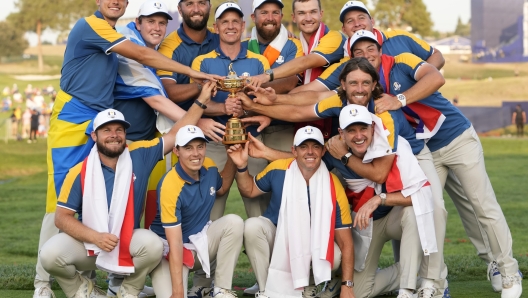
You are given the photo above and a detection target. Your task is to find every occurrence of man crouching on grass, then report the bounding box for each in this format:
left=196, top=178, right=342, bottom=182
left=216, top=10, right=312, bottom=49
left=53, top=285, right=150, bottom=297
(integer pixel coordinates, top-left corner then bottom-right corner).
left=39, top=82, right=215, bottom=298
left=149, top=125, right=242, bottom=298
left=227, top=126, right=355, bottom=298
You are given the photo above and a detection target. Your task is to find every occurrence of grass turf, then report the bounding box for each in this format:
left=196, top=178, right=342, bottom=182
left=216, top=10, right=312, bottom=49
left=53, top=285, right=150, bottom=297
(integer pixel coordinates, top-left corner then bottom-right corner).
left=0, top=138, right=527, bottom=297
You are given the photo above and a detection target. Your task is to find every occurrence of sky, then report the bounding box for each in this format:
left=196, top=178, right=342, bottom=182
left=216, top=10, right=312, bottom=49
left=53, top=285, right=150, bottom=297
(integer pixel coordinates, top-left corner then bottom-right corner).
left=0, top=0, right=471, bottom=45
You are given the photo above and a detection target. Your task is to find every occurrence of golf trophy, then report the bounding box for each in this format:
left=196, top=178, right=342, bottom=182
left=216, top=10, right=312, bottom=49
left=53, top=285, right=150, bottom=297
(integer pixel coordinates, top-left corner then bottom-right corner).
left=216, top=63, right=248, bottom=145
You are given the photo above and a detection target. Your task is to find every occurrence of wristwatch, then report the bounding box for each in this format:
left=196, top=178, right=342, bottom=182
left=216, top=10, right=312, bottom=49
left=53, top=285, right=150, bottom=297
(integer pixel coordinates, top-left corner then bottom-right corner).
left=396, top=93, right=407, bottom=107
left=341, top=280, right=354, bottom=288
left=340, top=152, right=352, bottom=165
left=379, top=193, right=387, bottom=206
left=265, top=69, right=274, bottom=82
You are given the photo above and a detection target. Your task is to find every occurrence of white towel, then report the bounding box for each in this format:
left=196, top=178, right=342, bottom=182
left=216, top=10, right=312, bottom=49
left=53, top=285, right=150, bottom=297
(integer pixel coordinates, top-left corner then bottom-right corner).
left=183, top=221, right=212, bottom=277
left=265, top=160, right=334, bottom=298
left=82, top=145, right=135, bottom=275
left=300, top=23, right=327, bottom=85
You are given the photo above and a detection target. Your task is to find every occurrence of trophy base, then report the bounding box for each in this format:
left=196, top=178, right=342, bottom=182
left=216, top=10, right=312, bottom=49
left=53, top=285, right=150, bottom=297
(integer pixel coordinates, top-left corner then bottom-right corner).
left=222, top=137, right=248, bottom=145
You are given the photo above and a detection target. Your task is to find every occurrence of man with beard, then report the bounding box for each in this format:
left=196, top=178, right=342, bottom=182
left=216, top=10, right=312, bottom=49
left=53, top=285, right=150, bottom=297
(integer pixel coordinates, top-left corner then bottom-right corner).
left=238, top=56, right=448, bottom=297
left=349, top=30, right=523, bottom=298
left=39, top=83, right=214, bottom=298
left=34, top=0, right=218, bottom=297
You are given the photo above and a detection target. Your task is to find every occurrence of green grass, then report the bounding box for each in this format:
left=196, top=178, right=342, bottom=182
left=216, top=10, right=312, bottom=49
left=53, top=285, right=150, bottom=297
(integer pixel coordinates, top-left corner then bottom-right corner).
left=0, top=138, right=527, bottom=297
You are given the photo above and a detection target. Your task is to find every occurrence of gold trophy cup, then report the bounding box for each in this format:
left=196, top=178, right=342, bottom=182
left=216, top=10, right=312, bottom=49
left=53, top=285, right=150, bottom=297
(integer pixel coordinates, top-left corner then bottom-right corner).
left=216, top=63, right=248, bottom=145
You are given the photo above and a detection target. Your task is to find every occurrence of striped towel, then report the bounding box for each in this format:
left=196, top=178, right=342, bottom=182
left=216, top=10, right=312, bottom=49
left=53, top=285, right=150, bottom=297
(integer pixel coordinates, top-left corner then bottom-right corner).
left=247, top=24, right=289, bottom=66
left=81, top=145, right=135, bottom=275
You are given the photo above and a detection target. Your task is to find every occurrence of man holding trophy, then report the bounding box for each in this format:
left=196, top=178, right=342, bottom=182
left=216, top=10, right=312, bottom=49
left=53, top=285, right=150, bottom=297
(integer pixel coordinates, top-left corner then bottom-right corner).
left=191, top=1, right=271, bottom=221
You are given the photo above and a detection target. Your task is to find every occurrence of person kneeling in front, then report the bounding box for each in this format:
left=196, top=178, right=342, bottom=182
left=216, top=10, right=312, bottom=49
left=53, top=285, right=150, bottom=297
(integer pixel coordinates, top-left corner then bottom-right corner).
left=149, top=125, right=242, bottom=298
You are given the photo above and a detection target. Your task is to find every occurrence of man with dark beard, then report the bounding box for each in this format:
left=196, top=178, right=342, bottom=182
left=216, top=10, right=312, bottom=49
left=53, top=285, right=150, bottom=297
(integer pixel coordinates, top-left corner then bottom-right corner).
left=39, top=83, right=214, bottom=298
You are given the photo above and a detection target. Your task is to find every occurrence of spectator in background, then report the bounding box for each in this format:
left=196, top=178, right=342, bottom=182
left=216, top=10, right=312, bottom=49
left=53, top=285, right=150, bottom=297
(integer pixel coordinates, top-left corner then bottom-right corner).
left=29, top=108, right=40, bottom=143
left=22, top=108, right=32, bottom=139
left=33, top=91, right=45, bottom=110
left=12, top=83, right=19, bottom=95
left=11, top=107, right=21, bottom=139
left=25, top=84, right=34, bottom=99
left=2, top=96, right=11, bottom=112
left=13, top=91, right=22, bottom=103
left=512, top=104, right=526, bottom=137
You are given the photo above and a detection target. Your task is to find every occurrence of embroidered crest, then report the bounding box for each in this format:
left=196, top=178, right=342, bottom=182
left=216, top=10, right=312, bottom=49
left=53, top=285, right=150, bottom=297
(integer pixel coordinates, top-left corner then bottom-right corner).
left=393, top=82, right=401, bottom=91
left=210, top=187, right=216, bottom=196
left=187, top=126, right=197, bottom=133
left=349, top=108, right=358, bottom=116
left=153, top=2, right=162, bottom=9
left=108, top=111, right=117, bottom=118
left=276, top=55, right=285, bottom=64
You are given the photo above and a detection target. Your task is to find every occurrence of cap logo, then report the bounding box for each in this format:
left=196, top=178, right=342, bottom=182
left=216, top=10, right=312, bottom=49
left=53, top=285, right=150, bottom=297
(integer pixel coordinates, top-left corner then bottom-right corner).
left=187, top=126, right=197, bottom=133
left=304, top=127, right=314, bottom=134
left=357, top=30, right=365, bottom=36
left=108, top=111, right=117, bottom=118
left=153, top=2, right=162, bottom=9
left=350, top=108, right=358, bottom=116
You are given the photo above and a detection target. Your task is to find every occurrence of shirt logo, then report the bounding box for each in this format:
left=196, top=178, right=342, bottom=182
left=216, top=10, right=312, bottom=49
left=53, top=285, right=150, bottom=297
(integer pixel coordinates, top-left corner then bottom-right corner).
left=133, top=173, right=137, bottom=181
left=393, top=82, right=401, bottom=91
left=276, top=56, right=285, bottom=64
left=242, top=72, right=250, bottom=77
left=210, top=187, right=216, bottom=196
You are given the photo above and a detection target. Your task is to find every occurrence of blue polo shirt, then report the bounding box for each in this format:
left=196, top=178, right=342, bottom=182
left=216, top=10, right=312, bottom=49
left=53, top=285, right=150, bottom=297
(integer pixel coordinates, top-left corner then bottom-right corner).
left=310, top=27, right=346, bottom=67
left=254, top=158, right=352, bottom=228
left=314, top=94, right=424, bottom=154
left=387, top=53, right=471, bottom=152
left=60, top=11, right=126, bottom=111
left=191, top=47, right=270, bottom=138
left=322, top=153, right=393, bottom=221
left=150, top=158, right=222, bottom=243
left=316, top=29, right=434, bottom=91
left=157, top=25, right=220, bottom=111
left=57, top=138, right=165, bottom=228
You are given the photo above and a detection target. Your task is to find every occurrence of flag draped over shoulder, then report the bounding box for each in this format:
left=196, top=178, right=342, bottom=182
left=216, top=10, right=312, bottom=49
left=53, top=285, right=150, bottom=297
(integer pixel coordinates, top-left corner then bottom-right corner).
left=115, top=22, right=174, bottom=134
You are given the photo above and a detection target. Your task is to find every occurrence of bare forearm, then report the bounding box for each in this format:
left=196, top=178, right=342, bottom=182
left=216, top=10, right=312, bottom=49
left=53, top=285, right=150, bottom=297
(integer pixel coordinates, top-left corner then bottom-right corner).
left=204, top=101, right=227, bottom=116
left=55, top=209, right=98, bottom=244
left=262, top=147, right=293, bottom=162
left=375, top=192, right=412, bottom=206
left=335, top=228, right=354, bottom=281
left=167, top=230, right=185, bottom=296
left=144, top=95, right=186, bottom=123
left=345, top=155, right=394, bottom=184
left=402, top=70, right=445, bottom=105
left=426, top=49, right=445, bottom=70
left=162, top=80, right=201, bottom=104
left=262, top=75, right=299, bottom=94
left=218, top=157, right=236, bottom=197
left=135, top=47, right=192, bottom=77
left=249, top=103, right=318, bottom=122
left=280, top=90, right=334, bottom=105
left=273, top=54, right=326, bottom=80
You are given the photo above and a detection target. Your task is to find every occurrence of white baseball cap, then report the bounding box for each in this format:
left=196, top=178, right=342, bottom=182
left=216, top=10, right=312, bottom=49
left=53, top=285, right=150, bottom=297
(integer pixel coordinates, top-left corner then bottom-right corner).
left=339, top=104, right=373, bottom=129
left=215, top=1, right=244, bottom=20
left=293, top=126, right=324, bottom=146
left=349, top=29, right=379, bottom=51
left=138, top=0, right=173, bottom=20
left=339, top=1, right=371, bottom=23
left=252, top=0, right=284, bottom=13
left=175, top=125, right=209, bottom=146
left=93, top=109, right=131, bottom=131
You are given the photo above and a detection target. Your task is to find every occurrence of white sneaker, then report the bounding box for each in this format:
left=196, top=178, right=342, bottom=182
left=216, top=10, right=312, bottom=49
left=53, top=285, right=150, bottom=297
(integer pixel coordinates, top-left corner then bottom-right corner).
left=33, top=286, right=55, bottom=298
left=243, top=283, right=259, bottom=296
left=317, top=278, right=341, bottom=298
left=107, top=284, right=119, bottom=297
left=396, top=289, right=415, bottom=298
left=501, top=272, right=522, bottom=298
left=417, top=287, right=436, bottom=298
left=488, top=261, right=502, bottom=292
left=73, top=276, right=106, bottom=298
left=138, top=285, right=155, bottom=298
left=255, top=291, right=269, bottom=298
left=188, top=285, right=213, bottom=298
left=302, top=285, right=318, bottom=298
left=210, top=288, right=238, bottom=298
